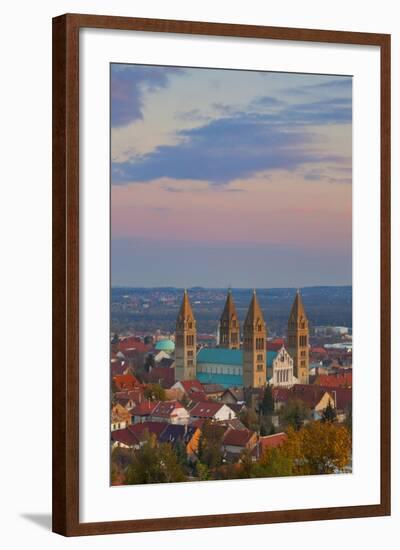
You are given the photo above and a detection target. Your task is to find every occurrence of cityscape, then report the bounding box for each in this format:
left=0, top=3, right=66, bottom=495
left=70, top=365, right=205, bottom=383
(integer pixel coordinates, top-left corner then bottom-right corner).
left=110, top=64, right=352, bottom=485
left=111, top=286, right=352, bottom=484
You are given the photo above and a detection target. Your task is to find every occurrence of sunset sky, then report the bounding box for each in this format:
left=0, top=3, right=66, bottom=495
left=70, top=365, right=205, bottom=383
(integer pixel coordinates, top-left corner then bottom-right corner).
left=111, top=64, right=352, bottom=288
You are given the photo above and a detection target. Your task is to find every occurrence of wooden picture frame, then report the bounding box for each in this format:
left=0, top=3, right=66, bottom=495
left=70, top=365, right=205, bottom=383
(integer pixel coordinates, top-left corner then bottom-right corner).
left=52, top=13, right=391, bottom=536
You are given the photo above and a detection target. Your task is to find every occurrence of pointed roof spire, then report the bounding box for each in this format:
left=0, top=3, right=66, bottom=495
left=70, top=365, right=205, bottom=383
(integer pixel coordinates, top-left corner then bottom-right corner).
left=289, top=289, right=307, bottom=322
left=177, top=289, right=194, bottom=321
left=220, top=288, right=238, bottom=322
left=245, top=289, right=265, bottom=327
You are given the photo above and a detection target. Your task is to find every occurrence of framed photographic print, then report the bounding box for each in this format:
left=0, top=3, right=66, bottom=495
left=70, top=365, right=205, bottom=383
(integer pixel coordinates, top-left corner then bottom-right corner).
left=52, top=14, right=391, bottom=536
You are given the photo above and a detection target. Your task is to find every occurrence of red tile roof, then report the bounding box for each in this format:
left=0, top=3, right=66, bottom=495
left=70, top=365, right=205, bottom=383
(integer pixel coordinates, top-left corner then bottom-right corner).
left=131, top=400, right=159, bottom=417
left=151, top=401, right=185, bottom=418
left=259, top=432, right=288, bottom=453
left=118, top=336, right=150, bottom=354
left=190, top=401, right=224, bottom=418
left=128, top=421, right=168, bottom=440
left=147, top=367, right=175, bottom=388
left=178, top=379, right=204, bottom=394
left=223, top=429, right=255, bottom=447
left=315, top=386, right=352, bottom=410
left=113, top=374, right=140, bottom=391
left=273, top=385, right=329, bottom=409
left=111, top=428, right=139, bottom=447
left=314, top=372, right=352, bottom=388
left=311, top=347, right=328, bottom=355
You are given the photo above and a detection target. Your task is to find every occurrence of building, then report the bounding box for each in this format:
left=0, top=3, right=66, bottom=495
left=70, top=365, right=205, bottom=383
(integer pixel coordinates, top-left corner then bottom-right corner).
left=243, top=290, right=268, bottom=388
left=271, top=346, right=296, bottom=387
left=196, top=347, right=278, bottom=388
left=175, top=290, right=197, bottom=381
left=219, top=289, right=240, bottom=349
left=287, top=290, right=310, bottom=384
left=222, top=428, right=257, bottom=457
left=189, top=401, right=237, bottom=422
left=149, top=401, right=190, bottom=425
left=111, top=403, right=132, bottom=431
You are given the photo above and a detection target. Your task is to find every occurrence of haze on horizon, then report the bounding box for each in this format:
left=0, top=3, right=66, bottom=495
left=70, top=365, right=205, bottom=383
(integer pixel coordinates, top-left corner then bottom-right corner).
left=111, top=64, right=352, bottom=288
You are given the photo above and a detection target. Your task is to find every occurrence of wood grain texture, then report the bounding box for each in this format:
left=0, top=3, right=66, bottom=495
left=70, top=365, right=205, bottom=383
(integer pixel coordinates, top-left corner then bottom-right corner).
left=52, top=13, right=391, bottom=537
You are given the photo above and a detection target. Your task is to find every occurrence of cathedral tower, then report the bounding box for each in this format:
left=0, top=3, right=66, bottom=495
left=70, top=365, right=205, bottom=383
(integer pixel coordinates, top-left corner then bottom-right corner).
left=219, top=289, right=240, bottom=349
left=243, top=290, right=267, bottom=388
left=287, top=290, right=309, bottom=384
left=175, top=290, right=197, bottom=381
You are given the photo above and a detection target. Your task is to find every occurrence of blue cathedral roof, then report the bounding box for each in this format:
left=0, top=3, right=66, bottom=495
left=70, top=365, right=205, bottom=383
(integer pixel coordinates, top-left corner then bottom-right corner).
left=197, top=347, right=278, bottom=367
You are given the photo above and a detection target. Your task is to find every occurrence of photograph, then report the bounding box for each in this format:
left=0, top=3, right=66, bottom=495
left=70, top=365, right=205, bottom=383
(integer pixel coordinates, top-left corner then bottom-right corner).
left=110, top=64, right=353, bottom=486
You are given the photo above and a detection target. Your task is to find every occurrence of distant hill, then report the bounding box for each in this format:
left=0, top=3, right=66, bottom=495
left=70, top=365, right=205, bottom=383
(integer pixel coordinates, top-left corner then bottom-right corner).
left=111, top=286, right=352, bottom=336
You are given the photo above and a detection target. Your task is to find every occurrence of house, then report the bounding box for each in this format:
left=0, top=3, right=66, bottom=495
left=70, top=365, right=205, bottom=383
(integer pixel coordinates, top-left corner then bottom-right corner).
left=111, top=403, right=132, bottom=431
left=149, top=401, right=190, bottom=425
left=190, top=401, right=237, bottom=422
left=111, top=427, right=139, bottom=449
left=272, top=385, right=335, bottom=419
left=130, top=400, right=159, bottom=423
left=314, top=371, right=352, bottom=388
left=158, top=424, right=201, bottom=459
left=113, top=373, right=140, bottom=392
left=110, top=359, right=131, bottom=377
left=172, top=379, right=205, bottom=398
left=221, top=387, right=245, bottom=404
left=222, top=428, right=257, bottom=456
left=128, top=421, right=169, bottom=444
left=201, top=383, right=225, bottom=400
left=257, top=432, right=288, bottom=457
left=146, top=366, right=175, bottom=388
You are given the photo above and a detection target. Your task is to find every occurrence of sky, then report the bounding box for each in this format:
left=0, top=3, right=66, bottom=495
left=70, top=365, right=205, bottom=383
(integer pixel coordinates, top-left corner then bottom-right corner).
left=111, top=64, right=352, bottom=288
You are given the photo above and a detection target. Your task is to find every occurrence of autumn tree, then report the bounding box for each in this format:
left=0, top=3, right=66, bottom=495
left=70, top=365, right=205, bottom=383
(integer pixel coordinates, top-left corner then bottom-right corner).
left=283, top=422, right=351, bottom=475
left=144, top=383, right=166, bottom=401
left=197, top=420, right=225, bottom=469
left=125, top=434, right=186, bottom=484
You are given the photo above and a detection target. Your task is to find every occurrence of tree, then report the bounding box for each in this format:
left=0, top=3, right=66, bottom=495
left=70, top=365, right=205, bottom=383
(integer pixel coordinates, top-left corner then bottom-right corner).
left=197, top=420, right=224, bottom=469
left=321, top=401, right=337, bottom=423
left=144, top=353, right=155, bottom=373
left=260, top=385, right=274, bottom=415
left=125, top=434, right=186, bottom=484
left=239, top=408, right=260, bottom=432
left=281, top=398, right=310, bottom=430
left=144, top=383, right=166, bottom=401
left=256, top=447, right=294, bottom=477
left=196, top=461, right=210, bottom=481
left=282, top=422, right=351, bottom=475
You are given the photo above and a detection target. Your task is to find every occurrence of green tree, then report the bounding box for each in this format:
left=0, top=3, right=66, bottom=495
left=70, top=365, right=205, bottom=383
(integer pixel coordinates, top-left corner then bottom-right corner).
left=321, top=401, right=337, bottom=423
left=144, top=383, right=166, bottom=401
left=281, top=398, right=310, bottom=430
left=125, top=434, right=186, bottom=484
left=260, top=385, right=274, bottom=415
left=239, top=408, right=260, bottom=432
left=197, top=420, right=224, bottom=469
left=256, top=447, right=294, bottom=477
left=196, top=462, right=210, bottom=481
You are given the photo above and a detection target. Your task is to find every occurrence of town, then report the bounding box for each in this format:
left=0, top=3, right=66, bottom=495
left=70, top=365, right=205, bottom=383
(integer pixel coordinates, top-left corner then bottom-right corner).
left=111, top=288, right=352, bottom=484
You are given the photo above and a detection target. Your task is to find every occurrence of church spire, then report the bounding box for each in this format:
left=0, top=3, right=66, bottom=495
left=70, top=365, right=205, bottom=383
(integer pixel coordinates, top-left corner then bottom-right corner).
left=177, top=288, right=194, bottom=322
left=175, top=290, right=197, bottom=381
left=219, top=289, right=240, bottom=349
left=287, top=290, right=309, bottom=384
left=244, top=289, right=265, bottom=328
left=243, top=290, right=268, bottom=388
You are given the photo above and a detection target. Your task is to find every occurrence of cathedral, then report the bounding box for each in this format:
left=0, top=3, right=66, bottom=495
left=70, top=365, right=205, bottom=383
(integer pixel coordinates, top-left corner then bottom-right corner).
left=174, top=288, right=310, bottom=388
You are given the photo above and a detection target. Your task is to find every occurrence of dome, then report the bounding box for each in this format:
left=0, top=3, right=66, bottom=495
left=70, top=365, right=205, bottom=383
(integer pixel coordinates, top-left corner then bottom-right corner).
left=155, top=339, right=175, bottom=352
